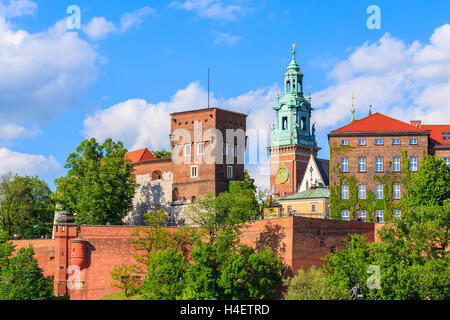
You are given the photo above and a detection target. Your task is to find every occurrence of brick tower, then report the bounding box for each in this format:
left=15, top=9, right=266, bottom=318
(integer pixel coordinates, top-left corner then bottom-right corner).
left=268, top=44, right=320, bottom=198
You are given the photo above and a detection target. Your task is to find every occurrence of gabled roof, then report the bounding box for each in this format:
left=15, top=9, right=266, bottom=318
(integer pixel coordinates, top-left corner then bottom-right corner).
left=316, top=158, right=330, bottom=186
left=125, top=148, right=156, bottom=163
left=331, top=113, right=429, bottom=134
left=278, top=187, right=329, bottom=201
left=421, top=125, right=450, bottom=146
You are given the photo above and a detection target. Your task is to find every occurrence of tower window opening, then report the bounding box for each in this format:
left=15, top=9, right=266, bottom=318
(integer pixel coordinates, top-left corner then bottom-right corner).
left=286, top=81, right=290, bottom=92
left=282, top=117, right=288, bottom=130
left=301, top=116, right=307, bottom=131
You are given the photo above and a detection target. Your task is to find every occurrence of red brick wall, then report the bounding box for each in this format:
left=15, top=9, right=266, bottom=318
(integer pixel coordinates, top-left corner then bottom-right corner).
left=12, top=217, right=377, bottom=300
left=11, top=239, right=56, bottom=278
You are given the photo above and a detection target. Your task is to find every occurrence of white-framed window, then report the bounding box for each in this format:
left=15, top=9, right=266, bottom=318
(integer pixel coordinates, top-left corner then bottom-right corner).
left=358, top=139, right=366, bottom=146
left=358, top=157, right=366, bottom=172
left=446, top=158, right=450, bottom=166
left=341, top=185, right=349, bottom=200
left=196, top=142, right=204, bottom=155
left=375, top=139, right=383, bottom=145
left=393, top=183, right=401, bottom=200
left=376, top=157, right=383, bottom=172
left=393, top=157, right=401, bottom=172
left=341, top=210, right=349, bottom=221
left=287, top=205, right=292, bottom=213
left=409, top=138, right=418, bottom=145
left=227, top=165, right=233, bottom=179
left=410, top=157, right=418, bottom=171
left=358, top=210, right=367, bottom=222
left=358, top=185, right=366, bottom=200
left=341, top=139, right=349, bottom=146
left=376, top=185, right=384, bottom=199
left=184, top=144, right=191, bottom=157
left=341, top=157, right=349, bottom=172
left=376, top=210, right=384, bottom=223
left=311, top=203, right=316, bottom=212
left=393, top=210, right=401, bottom=219
left=190, top=165, right=198, bottom=178
left=392, top=138, right=400, bottom=145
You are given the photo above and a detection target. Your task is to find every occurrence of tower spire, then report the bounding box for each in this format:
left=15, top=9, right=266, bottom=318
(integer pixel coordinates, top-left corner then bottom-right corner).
left=351, top=95, right=356, bottom=123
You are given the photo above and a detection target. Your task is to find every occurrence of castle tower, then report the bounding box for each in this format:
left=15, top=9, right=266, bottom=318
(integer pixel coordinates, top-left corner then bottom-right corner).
left=268, top=45, right=320, bottom=198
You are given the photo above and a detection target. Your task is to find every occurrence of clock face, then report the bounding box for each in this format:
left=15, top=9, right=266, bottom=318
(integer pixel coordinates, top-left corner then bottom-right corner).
left=276, top=167, right=289, bottom=184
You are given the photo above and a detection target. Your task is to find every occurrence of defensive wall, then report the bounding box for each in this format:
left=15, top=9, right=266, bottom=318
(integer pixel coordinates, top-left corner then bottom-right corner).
left=11, top=216, right=380, bottom=300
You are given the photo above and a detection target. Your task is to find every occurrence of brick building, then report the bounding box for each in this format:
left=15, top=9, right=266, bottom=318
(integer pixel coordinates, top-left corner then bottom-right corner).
left=328, top=111, right=450, bottom=222
left=123, top=107, right=247, bottom=225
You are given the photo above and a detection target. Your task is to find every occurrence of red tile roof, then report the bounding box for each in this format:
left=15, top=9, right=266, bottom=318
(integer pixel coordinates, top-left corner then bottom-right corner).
left=125, top=148, right=156, bottom=163
left=421, top=125, right=450, bottom=146
left=331, top=113, right=429, bottom=133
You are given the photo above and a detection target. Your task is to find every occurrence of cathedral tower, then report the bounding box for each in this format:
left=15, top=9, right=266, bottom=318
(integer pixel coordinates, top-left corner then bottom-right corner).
left=268, top=45, right=320, bottom=198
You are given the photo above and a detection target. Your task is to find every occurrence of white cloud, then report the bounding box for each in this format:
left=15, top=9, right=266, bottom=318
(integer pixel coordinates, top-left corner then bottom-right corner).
left=0, top=17, right=99, bottom=125
left=82, top=7, right=154, bottom=40
left=212, top=30, right=242, bottom=46
left=120, top=6, right=154, bottom=32
left=83, top=82, right=280, bottom=189
left=0, top=0, right=37, bottom=18
left=0, top=123, right=40, bottom=142
left=82, top=16, right=116, bottom=40
left=170, top=0, right=245, bottom=21
left=312, top=24, right=450, bottom=129
left=0, top=147, right=60, bottom=177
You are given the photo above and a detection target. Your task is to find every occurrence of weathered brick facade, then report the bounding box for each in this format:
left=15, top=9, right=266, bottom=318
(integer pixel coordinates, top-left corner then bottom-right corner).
left=123, top=107, right=247, bottom=225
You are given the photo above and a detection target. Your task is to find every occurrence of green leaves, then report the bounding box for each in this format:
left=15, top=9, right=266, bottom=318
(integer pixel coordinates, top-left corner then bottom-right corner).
left=0, top=173, right=55, bottom=237
left=0, top=245, right=54, bottom=300
left=408, top=154, right=450, bottom=207
left=55, top=138, right=136, bottom=226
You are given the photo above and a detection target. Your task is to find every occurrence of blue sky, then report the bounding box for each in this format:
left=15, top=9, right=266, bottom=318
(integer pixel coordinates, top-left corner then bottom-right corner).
left=0, top=0, right=449, bottom=189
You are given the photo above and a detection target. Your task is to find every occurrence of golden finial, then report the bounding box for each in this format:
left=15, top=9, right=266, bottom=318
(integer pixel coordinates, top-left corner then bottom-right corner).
left=351, top=95, right=356, bottom=122
left=292, top=43, right=296, bottom=56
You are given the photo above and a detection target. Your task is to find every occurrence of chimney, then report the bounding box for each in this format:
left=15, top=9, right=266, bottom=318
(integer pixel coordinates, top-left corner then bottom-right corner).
left=410, top=120, right=422, bottom=128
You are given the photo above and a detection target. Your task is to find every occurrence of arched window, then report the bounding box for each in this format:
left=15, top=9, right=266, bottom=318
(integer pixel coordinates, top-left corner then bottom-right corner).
left=286, top=81, right=290, bottom=92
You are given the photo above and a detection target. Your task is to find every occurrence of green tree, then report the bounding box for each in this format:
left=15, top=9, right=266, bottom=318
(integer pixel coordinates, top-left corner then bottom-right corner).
left=152, top=149, right=172, bottom=159
left=372, top=201, right=450, bottom=300
left=218, top=245, right=285, bottom=300
left=284, top=267, right=350, bottom=300
left=55, top=138, right=136, bottom=225
left=110, top=264, right=143, bottom=297
left=141, top=248, right=188, bottom=300
left=0, top=172, right=55, bottom=238
left=0, top=232, right=14, bottom=276
left=0, top=245, right=54, bottom=300
left=407, top=155, right=450, bottom=207
left=322, top=234, right=378, bottom=299
left=183, top=191, right=283, bottom=300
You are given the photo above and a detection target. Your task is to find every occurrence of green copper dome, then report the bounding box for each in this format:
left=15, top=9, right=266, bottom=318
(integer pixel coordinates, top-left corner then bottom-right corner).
left=270, top=44, right=316, bottom=148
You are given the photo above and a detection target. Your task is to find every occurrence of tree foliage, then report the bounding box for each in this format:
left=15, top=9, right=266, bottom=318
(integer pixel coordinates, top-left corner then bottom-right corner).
left=141, top=248, right=188, bottom=300
left=0, top=245, right=55, bottom=300
left=322, top=234, right=378, bottom=299
left=152, top=149, right=172, bottom=159
left=407, top=155, right=450, bottom=207
left=0, top=172, right=54, bottom=238
left=284, top=267, right=350, bottom=300
left=110, top=264, right=143, bottom=297
left=55, top=138, right=136, bottom=225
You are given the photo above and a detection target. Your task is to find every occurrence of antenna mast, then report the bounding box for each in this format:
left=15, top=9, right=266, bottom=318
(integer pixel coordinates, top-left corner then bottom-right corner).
left=208, top=67, right=210, bottom=108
